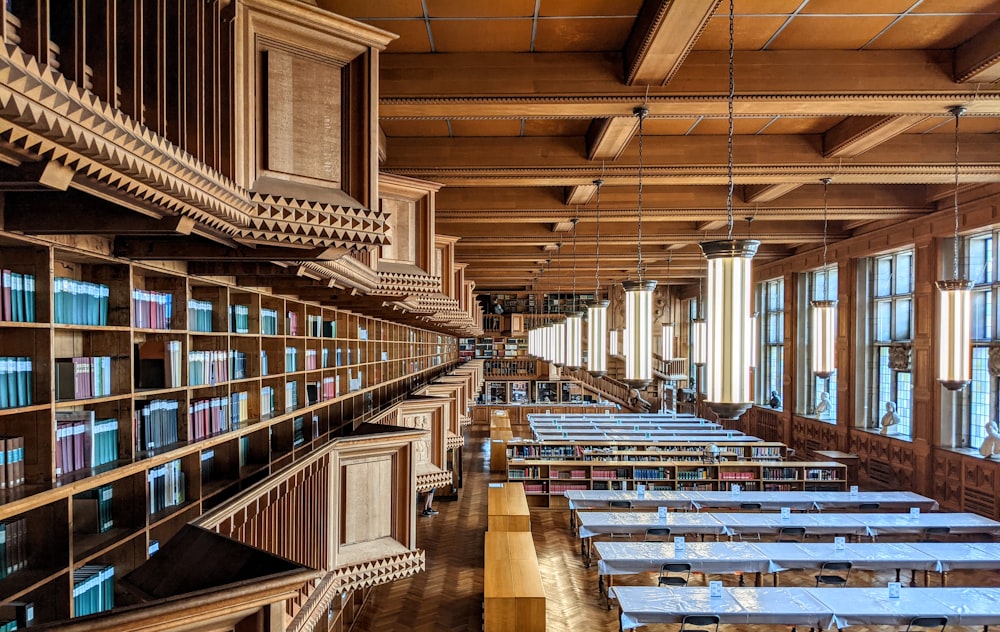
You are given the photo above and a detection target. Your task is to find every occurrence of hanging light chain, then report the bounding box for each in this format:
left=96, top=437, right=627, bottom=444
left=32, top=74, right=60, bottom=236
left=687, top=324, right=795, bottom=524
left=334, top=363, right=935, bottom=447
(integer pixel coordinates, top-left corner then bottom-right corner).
left=821, top=177, right=832, bottom=268
left=635, top=106, right=649, bottom=282
left=571, top=209, right=579, bottom=310
left=951, top=105, right=965, bottom=281
left=593, top=175, right=604, bottom=297
left=726, top=0, right=735, bottom=241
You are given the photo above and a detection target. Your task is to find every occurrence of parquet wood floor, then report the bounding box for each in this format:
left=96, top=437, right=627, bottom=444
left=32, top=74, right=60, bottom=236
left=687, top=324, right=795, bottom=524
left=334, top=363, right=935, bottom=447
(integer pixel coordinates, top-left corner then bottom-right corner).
left=354, top=430, right=1000, bottom=632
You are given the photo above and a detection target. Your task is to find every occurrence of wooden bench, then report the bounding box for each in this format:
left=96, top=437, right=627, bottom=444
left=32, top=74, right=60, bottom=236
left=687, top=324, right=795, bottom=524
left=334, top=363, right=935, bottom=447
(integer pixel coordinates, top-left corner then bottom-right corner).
left=488, top=482, right=531, bottom=531
left=484, top=530, right=546, bottom=632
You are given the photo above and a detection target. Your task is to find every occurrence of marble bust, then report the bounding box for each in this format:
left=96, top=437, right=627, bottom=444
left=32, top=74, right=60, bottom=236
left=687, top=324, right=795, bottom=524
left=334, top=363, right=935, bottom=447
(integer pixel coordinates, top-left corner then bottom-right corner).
left=879, top=401, right=900, bottom=435
left=814, top=391, right=830, bottom=416
left=980, top=419, right=1000, bottom=458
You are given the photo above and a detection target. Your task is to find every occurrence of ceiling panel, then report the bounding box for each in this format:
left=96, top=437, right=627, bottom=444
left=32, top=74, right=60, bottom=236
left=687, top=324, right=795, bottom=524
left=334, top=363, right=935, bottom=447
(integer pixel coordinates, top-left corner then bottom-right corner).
left=424, top=0, right=536, bottom=18
left=449, top=119, right=524, bottom=137
left=757, top=116, right=845, bottom=134
left=799, top=0, right=922, bottom=13
left=380, top=119, right=451, bottom=137
left=766, top=16, right=898, bottom=49
left=910, top=0, right=1000, bottom=13
left=686, top=118, right=778, bottom=135
left=921, top=116, right=1000, bottom=134
left=534, top=17, right=635, bottom=52
left=522, top=119, right=592, bottom=136
left=430, top=19, right=534, bottom=52
left=365, top=19, right=431, bottom=52
left=643, top=118, right=702, bottom=135
left=866, top=14, right=1000, bottom=48
left=538, top=0, right=643, bottom=17
left=693, top=16, right=789, bottom=50
left=320, top=0, right=424, bottom=18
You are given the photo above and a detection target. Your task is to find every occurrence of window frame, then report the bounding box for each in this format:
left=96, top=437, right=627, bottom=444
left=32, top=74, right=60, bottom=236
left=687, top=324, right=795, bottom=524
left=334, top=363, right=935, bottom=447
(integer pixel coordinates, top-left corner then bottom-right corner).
left=869, top=249, right=915, bottom=437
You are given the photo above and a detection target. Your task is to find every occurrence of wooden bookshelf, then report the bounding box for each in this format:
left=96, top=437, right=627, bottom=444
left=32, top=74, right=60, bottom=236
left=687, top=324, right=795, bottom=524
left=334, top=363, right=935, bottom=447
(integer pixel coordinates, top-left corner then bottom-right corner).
left=507, top=456, right=847, bottom=508
left=0, top=233, right=461, bottom=625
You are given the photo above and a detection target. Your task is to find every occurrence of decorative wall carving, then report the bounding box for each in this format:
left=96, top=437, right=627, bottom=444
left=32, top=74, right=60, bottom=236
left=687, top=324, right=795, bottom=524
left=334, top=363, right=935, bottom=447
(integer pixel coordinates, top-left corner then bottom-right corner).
left=888, top=342, right=912, bottom=371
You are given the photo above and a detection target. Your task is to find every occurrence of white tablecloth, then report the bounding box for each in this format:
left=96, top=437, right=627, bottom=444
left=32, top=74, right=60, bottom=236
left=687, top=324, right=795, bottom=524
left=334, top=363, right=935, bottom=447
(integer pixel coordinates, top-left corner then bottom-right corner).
left=578, top=511, right=726, bottom=539
left=614, top=586, right=1000, bottom=630
left=906, top=542, right=1000, bottom=572
left=855, top=512, right=1000, bottom=537
left=595, top=541, right=772, bottom=576
left=566, top=489, right=940, bottom=512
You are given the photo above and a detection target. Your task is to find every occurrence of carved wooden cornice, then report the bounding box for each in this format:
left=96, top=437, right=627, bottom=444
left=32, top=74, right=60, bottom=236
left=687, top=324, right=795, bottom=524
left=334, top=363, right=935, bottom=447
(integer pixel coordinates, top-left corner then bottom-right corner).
left=0, top=42, right=392, bottom=253
left=417, top=469, right=454, bottom=491
left=446, top=431, right=465, bottom=449
left=374, top=270, right=443, bottom=296
left=290, top=550, right=425, bottom=632
left=247, top=191, right=390, bottom=249
left=298, top=257, right=381, bottom=294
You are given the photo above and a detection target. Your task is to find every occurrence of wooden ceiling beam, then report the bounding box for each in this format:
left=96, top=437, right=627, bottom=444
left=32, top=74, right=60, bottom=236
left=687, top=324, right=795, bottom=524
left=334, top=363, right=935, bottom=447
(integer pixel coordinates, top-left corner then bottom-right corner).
left=381, top=51, right=1000, bottom=118
left=954, top=18, right=1000, bottom=83
left=383, top=134, right=1000, bottom=186
left=0, top=160, right=74, bottom=191
left=742, top=183, right=804, bottom=203
left=436, top=183, right=929, bottom=212
left=823, top=115, right=928, bottom=158
left=624, top=0, right=722, bottom=86
left=564, top=184, right=597, bottom=205
left=586, top=116, right=639, bottom=161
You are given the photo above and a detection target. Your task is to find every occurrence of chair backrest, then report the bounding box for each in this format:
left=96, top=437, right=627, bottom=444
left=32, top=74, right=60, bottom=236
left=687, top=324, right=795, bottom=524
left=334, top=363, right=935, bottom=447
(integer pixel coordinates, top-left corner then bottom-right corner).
left=906, top=616, right=948, bottom=632
left=644, top=527, right=671, bottom=541
left=857, top=502, right=880, bottom=510
left=777, top=526, right=806, bottom=541
left=820, top=561, right=852, bottom=572
left=921, top=526, right=950, bottom=541
left=609, top=500, right=632, bottom=511
left=681, top=614, right=721, bottom=631
left=739, top=502, right=762, bottom=511
left=660, top=562, right=692, bottom=574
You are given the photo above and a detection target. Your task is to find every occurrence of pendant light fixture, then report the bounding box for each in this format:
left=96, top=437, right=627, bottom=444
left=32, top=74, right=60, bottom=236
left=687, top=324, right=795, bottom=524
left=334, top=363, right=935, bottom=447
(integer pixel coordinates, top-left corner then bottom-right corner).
left=623, top=105, right=657, bottom=389
left=565, top=213, right=584, bottom=370
left=692, top=273, right=707, bottom=366
left=812, top=177, right=837, bottom=379
left=699, top=0, right=758, bottom=420
left=551, top=242, right=566, bottom=368
left=587, top=173, right=610, bottom=377
left=660, top=257, right=674, bottom=361
left=937, top=105, right=973, bottom=391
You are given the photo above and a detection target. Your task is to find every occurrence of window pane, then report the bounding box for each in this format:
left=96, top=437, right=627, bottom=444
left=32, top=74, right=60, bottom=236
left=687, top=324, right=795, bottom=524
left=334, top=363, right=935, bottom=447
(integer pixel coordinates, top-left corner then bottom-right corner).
left=876, top=301, right=892, bottom=341
left=895, top=252, right=913, bottom=294
left=896, top=372, right=913, bottom=436
left=878, top=348, right=892, bottom=409
left=876, top=257, right=892, bottom=296
left=972, top=289, right=991, bottom=341
left=970, top=235, right=991, bottom=284
left=894, top=298, right=912, bottom=340
left=970, top=347, right=991, bottom=449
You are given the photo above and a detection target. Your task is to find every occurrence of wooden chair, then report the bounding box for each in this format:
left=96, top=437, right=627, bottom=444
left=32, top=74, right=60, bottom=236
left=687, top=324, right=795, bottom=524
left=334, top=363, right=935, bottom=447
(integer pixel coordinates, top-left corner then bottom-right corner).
left=609, top=500, right=632, bottom=511
left=643, top=527, right=671, bottom=542
left=920, top=526, right=950, bottom=542
left=814, top=561, right=852, bottom=587
left=857, top=502, right=880, bottom=511
left=905, top=616, right=948, bottom=632
left=657, top=562, right=691, bottom=587
left=679, top=614, right=720, bottom=632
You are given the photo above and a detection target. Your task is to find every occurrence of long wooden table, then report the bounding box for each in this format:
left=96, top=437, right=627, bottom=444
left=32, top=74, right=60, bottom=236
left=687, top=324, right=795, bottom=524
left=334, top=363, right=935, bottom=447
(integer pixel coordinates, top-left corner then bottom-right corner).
left=577, top=511, right=1000, bottom=566
left=594, top=541, right=1000, bottom=599
left=565, top=489, right=940, bottom=527
left=488, top=482, right=531, bottom=531
left=612, top=586, right=1000, bottom=630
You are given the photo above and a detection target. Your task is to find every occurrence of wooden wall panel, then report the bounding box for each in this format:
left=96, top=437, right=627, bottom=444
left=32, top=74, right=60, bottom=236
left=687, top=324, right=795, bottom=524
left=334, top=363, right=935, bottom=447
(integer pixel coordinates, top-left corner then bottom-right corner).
left=342, top=456, right=394, bottom=544
left=264, top=49, right=342, bottom=184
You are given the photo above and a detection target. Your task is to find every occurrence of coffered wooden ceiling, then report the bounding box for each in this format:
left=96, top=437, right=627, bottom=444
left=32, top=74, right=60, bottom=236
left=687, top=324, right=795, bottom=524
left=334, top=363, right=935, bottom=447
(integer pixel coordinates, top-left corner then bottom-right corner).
left=321, top=0, right=1000, bottom=293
